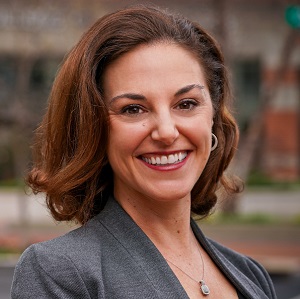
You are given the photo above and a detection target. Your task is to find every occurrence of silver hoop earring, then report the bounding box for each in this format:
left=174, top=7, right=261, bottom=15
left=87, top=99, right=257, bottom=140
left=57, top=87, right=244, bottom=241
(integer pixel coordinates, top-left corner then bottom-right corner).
left=211, top=133, right=218, bottom=151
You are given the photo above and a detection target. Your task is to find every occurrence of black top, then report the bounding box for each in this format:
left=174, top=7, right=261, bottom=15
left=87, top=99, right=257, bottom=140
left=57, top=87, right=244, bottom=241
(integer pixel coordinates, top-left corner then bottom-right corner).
left=238, top=289, right=247, bottom=298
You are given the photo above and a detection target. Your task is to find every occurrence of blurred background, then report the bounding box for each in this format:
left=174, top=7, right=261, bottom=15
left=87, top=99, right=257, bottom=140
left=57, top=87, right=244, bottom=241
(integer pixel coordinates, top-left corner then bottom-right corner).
left=0, top=0, right=299, bottom=298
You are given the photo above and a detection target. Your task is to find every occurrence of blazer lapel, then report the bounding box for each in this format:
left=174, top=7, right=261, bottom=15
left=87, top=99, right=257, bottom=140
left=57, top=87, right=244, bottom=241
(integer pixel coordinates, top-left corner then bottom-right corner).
left=96, top=196, right=190, bottom=299
left=97, top=197, right=270, bottom=299
left=191, top=220, right=271, bottom=299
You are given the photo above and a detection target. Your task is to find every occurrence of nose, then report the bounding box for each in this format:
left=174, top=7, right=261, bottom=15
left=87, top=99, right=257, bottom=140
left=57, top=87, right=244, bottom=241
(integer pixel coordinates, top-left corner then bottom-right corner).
left=151, top=111, right=179, bottom=145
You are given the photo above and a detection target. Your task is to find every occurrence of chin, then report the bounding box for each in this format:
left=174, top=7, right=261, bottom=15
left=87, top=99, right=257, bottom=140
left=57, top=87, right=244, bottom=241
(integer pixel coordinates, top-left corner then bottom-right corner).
left=147, top=188, right=191, bottom=203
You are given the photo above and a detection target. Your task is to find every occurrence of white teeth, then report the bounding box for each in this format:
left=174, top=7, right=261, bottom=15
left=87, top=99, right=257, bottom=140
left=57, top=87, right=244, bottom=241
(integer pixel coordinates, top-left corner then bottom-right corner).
left=168, top=154, right=175, bottom=164
left=179, top=152, right=183, bottom=160
left=161, top=156, right=168, bottom=164
left=141, top=152, right=188, bottom=165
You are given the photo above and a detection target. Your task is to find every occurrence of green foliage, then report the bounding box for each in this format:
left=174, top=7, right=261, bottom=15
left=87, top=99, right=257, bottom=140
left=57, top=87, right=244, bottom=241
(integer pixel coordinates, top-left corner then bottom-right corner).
left=0, top=179, right=25, bottom=188
left=0, top=247, right=22, bottom=254
left=292, top=214, right=300, bottom=225
left=199, top=211, right=299, bottom=226
left=246, top=171, right=300, bottom=190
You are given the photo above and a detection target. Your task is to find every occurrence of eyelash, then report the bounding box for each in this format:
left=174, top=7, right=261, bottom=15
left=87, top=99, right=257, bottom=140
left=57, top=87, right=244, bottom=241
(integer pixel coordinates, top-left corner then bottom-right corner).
left=119, top=99, right=200, bottom=116
left=176, top=99, right=199, bottom=110
left=120, top=104, right=145, bottom=115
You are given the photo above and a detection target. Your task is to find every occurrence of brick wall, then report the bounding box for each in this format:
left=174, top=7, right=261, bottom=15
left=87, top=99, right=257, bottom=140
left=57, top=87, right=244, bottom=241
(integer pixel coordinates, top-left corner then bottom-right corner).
left=262, top=68, right=300, bottom=180
left=263, top=110, right=299, bottom=180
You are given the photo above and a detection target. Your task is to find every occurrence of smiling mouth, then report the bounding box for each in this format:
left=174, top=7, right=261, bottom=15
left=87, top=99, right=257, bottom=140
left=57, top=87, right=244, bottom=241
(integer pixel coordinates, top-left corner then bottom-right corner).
left=140, top=151, right=188, bottom=165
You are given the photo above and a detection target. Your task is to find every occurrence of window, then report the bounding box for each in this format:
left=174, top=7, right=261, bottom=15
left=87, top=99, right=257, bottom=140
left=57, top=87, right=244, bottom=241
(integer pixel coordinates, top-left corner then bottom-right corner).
left=233, top=59, right=261, bottom=132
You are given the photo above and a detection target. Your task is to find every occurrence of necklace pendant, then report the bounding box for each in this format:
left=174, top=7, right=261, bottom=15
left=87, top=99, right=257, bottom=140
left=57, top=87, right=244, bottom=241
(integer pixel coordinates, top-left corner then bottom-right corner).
left=200, top=280, right=210, bottom=296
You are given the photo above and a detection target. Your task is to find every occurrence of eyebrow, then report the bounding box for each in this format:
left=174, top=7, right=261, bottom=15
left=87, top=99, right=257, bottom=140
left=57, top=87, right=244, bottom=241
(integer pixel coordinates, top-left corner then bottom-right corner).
left=109, top=84, right=205, bottom=103
left=110, top=93, right=146, bottom=103
left=174, top=84, right=205, bottom=96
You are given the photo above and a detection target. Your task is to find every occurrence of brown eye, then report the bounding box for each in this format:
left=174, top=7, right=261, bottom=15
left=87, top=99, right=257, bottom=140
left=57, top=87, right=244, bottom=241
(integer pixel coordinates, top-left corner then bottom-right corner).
left=176, top=99, right=198, bottom=110
left=121, top=104, right=145, bottom=115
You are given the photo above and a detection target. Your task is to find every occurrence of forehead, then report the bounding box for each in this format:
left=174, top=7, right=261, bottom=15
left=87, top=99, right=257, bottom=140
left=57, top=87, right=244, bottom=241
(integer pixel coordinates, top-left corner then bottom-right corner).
left=107, top=42, right=200, bottom=71
left=102, top=42, right=208, bottom=96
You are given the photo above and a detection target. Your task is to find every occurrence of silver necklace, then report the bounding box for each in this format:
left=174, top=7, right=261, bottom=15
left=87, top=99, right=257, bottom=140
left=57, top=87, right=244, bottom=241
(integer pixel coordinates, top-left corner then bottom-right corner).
left=165, top=246, right=210, bottom=296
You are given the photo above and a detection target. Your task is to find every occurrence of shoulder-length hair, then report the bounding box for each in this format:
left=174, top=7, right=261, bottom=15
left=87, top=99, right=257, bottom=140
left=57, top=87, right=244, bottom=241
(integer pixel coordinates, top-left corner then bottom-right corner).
left=27, top=5, right=240, bottom=224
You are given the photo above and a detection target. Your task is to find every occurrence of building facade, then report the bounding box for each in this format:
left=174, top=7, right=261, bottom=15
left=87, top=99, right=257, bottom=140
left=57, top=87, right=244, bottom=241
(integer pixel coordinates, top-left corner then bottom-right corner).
left=0, top=0, right=299, bottom=181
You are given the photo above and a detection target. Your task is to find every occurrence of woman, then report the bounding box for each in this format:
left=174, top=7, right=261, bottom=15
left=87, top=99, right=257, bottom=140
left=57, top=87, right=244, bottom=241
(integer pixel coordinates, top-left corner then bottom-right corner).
left=11, top=5, right=276, bottom=299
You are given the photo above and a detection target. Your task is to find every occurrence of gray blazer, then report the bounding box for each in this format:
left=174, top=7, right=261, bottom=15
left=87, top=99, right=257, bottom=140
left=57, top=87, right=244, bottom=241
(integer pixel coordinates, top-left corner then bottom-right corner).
left=11, top=196, right=277, bottom=299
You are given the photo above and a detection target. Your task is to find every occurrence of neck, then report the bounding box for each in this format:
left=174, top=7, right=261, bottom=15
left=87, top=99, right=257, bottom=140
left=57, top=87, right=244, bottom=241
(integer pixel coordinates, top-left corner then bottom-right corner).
left=114, top=189, right=193, bottom=249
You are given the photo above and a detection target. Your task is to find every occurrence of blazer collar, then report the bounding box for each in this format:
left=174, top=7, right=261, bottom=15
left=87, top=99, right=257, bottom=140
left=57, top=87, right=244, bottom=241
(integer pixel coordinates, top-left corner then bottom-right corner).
left=96, top=196, right=189, bottom=298
left=96, top=196, right=269, bottom=299
left=191, top=220, right=271, bottom=299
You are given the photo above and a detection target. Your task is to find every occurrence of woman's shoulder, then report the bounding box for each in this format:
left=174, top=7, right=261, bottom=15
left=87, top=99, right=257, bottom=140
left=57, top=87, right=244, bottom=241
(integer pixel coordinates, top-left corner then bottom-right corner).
left=207, top=237, right=264, bottom=271
left=11, top=216, right=108, bottom=298
left=192, top=221, right=269, bottom=278
left=191, top=220, right=276, bottom=298
left=22, top=214, right=108, bottom=259
left=207, top=238, right=276, bottom=298
left=15, top=196, right=130, bottom=266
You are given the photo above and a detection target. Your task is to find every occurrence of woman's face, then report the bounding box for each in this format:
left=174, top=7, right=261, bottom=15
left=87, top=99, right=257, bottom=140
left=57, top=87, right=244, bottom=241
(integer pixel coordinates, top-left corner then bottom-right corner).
left=103, top=43, right=214, bottom=204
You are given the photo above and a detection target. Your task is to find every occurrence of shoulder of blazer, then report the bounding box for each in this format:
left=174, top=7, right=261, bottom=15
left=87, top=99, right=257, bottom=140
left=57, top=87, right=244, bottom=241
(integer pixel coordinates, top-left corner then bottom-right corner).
left=191, top=220, right=277, bottom=299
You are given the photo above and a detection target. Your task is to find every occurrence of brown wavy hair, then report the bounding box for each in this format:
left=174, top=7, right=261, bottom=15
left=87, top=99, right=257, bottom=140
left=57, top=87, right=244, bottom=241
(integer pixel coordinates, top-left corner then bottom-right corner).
left=27, top=5, right=241, bottom=224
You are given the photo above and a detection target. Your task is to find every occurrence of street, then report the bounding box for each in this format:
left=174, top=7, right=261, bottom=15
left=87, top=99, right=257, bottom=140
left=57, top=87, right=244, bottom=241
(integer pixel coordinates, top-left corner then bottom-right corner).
left=0, top=266, right=14, bottom=299
left=272, top=272, right=300, bottom=299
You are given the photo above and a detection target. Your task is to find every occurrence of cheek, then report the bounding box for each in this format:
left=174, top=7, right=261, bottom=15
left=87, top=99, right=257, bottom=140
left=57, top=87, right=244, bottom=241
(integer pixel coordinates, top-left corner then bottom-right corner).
left=182, top=118, right=212, bottom=142
left=108, top=119, right=148, bottom=156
